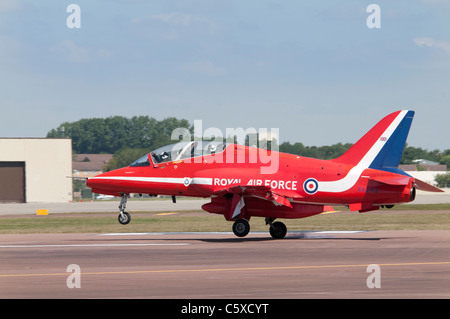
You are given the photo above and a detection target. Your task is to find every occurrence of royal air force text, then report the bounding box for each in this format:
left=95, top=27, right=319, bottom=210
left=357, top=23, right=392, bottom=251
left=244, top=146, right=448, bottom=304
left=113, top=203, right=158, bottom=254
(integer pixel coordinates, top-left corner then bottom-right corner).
left=214, top=178, right=298, bottom=190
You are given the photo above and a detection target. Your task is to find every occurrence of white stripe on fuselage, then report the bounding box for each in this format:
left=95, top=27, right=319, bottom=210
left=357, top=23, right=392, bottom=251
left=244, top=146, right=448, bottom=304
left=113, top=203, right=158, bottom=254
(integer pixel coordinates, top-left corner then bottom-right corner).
left=317, top=110, right=408, bottom=193
left=89, top=176, right=213, bottom=185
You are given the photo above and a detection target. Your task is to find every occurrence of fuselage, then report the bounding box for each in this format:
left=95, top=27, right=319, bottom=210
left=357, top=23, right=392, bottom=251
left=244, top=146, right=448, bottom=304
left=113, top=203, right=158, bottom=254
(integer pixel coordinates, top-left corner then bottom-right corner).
left=87, top=143, right=414, bottom=208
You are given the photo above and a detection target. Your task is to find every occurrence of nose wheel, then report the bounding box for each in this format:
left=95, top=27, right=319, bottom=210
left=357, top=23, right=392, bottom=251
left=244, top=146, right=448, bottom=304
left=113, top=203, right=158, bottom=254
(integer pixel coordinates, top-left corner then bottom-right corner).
left=118, top=194, right=131, bottom=225
left=118, top=211, right=131, bottom=225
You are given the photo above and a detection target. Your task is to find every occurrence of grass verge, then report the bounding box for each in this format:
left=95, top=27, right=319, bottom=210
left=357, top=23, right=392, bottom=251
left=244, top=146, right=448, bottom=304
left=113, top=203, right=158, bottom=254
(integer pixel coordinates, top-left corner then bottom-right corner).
left=0, top=207, right=450, bottom=234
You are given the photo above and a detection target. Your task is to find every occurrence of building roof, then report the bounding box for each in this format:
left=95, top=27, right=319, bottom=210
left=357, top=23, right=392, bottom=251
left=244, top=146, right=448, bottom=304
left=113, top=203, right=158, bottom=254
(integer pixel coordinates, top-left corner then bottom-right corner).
left=73, top=154, right=113, bottom=171
left=74, top=154, right=113, bottom=163
left=398, top=164, right=417, bottom=171
left=399, top=164, right=447, bottom=172
left=412, top=159, right=439, bottom=165
left=420, top=164, right=448, bottom=171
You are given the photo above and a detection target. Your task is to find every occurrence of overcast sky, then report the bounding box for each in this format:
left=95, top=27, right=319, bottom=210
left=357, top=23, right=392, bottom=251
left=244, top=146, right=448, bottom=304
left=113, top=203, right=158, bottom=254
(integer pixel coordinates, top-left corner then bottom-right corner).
left=1, top=0, right=449, bottom=150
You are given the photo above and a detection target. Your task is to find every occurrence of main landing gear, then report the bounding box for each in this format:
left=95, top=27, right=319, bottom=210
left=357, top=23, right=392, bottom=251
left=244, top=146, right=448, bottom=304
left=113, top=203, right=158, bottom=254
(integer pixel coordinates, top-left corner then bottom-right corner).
left=231, top=218, right=287, bottom=239
left=232, top=219, right=250, bottom=237
left=266, top=217, right=287, bottom=239
left=118, top=193, right=131, bottom=225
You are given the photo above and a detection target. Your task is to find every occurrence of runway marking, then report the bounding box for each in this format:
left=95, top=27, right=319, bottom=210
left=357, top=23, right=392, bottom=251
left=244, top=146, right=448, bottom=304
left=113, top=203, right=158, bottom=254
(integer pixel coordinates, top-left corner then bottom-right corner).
left=98, top=231, right=366, bottom=236
left=1, top=261, right=449, bottom=278
left=99, top=232, right=235, bottom=236
left=0, top=243, right=189, bottom=248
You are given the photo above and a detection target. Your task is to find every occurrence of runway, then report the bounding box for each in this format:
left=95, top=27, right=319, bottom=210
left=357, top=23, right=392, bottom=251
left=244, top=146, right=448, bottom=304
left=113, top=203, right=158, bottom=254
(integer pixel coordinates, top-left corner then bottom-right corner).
left=0, top=189, right=449, bottom=216
left=1, top=230, right=449, bottom=299
left=0, top=198, right=210, bottom=216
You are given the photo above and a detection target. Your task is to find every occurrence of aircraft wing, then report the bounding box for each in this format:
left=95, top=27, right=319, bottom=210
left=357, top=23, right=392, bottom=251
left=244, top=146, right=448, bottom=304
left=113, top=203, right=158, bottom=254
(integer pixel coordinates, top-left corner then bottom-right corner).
left=213, top=185, right=303, bottom=219
left=215, top=184, right=303, bottom=208
left=213, top=185, right=270, bottom=197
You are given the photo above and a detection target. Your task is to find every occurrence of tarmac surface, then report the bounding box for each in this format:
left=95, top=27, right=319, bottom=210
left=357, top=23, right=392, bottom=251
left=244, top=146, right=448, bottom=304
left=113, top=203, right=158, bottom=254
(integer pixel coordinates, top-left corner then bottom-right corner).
left=1, top=192, right=449, bottom=300
left=1, top=230, right=449, bottom=299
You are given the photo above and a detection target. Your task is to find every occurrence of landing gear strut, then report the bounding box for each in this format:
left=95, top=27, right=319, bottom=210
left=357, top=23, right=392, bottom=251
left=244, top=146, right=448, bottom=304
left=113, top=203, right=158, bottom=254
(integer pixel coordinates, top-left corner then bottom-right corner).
left=118, top=193, right=131, bottom=225
left=266, top=217, right=287, bottom=239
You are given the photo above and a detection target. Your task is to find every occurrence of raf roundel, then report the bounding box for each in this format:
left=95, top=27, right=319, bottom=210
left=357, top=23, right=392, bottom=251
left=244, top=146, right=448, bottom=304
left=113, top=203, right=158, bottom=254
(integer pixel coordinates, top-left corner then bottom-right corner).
left=183, top=178, right=192, bottom=187
left=303, top=178, right=319, bottom=195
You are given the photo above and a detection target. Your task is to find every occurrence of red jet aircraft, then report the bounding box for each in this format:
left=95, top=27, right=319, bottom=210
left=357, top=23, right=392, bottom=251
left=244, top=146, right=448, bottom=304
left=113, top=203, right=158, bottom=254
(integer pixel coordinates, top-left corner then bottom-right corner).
left=86, top=110, right=443, bottom=239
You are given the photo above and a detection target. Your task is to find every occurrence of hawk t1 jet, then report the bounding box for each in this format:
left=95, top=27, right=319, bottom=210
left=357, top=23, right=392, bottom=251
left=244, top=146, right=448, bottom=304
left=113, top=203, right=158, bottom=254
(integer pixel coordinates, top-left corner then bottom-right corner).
left=86, top=110, right=442, bottom=239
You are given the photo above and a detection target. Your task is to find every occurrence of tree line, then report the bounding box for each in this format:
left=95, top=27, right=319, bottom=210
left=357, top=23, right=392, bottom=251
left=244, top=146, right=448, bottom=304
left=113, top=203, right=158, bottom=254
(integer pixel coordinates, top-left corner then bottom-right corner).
left=47, top=116, right=192, bottom=154
left=47, top=116, right=450, bottom=170
left=279, top=142, right=450, bottom=167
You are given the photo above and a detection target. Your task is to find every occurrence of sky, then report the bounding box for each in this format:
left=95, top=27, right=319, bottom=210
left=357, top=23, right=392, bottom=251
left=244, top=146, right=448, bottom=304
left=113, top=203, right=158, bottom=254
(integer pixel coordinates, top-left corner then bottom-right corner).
left=0, top=0, right=449, bottom=150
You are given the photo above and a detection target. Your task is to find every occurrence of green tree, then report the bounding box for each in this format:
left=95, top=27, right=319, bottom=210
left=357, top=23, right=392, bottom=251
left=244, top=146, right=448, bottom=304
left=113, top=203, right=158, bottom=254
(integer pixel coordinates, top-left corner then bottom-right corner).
left=279, top=141, right=352, bottom=160
left=47, top=116, right=192, bottom=154
left=435, top=172, right=450, bottom=188
left=401, top=145, right=443, bottom=164
left=104, top=148, right=150, bottom=171
left=440, top=155, right=450, bottom=168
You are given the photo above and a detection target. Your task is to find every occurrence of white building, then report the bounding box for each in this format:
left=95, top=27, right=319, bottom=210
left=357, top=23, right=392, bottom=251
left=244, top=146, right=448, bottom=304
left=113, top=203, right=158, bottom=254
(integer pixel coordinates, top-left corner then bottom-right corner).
left=399, top=164, right=447, bottom=187
left=0, top=138, right=72, bottom=203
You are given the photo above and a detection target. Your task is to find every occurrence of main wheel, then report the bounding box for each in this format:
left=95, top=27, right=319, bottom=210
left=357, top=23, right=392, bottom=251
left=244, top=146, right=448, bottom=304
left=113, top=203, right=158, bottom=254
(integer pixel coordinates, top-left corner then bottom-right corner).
left=269, top=221, right=287, bottom=239
left=232, top=219, right=250, bottom=237
left=118, top=212, right=131, bottom=225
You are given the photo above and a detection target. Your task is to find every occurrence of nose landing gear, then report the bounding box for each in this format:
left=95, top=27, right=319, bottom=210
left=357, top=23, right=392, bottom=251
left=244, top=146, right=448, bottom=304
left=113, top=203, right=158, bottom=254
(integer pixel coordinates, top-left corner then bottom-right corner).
left=118, top=194, right=131, bottom=225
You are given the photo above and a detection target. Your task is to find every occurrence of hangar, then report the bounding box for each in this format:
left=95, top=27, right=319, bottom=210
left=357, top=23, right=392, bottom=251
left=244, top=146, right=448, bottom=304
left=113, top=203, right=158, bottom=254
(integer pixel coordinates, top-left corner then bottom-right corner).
left=0, top=138, right=72, bottom=203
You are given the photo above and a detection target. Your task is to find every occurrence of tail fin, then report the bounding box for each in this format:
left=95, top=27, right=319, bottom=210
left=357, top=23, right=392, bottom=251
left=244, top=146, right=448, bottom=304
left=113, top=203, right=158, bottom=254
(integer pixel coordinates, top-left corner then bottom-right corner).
left=333, top=110, right=415, bottom=174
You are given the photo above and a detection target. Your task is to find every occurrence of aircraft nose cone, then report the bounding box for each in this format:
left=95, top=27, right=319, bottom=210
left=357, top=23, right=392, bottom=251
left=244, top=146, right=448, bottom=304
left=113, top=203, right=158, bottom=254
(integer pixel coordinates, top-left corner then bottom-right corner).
left=86, top=173, right=109, bottom=190
left=86, top=175, right=114, bottom=196
left=85, top=168, right=128, bottom=196
left=86, top=176, right=104, bottom=191
left=85, top=177, right=95, bottom=189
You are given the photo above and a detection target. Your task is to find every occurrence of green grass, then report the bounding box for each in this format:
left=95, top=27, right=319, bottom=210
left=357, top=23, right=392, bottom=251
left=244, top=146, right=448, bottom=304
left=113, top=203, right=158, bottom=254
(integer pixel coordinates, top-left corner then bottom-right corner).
left=1, top=208, right=450, bottom=234
left=0, top=211, right=231, bottom=234
left=295, top=211, right=450, bottom=231
left=386, top=203, right=450, bottom=211
left=327, top=203, right=450, bottom=212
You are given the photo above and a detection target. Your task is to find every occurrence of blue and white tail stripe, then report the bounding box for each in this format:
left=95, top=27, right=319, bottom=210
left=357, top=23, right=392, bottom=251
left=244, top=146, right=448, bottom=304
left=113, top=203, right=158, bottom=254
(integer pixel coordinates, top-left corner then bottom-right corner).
left=316, top=110, right=414, bottom=193
left=369, top=110, right=415, bottom=174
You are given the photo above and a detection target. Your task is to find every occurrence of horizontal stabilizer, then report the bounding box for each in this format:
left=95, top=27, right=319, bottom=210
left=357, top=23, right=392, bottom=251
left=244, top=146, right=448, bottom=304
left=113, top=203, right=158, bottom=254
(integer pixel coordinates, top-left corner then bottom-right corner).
left=414, top=179, right=444, bottom=193
left=370, top=175, right=411, bottom=186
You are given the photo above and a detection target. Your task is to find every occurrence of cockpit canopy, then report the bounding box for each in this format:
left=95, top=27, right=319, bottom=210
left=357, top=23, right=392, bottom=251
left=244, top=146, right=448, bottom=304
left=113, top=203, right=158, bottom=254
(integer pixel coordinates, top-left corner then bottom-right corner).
left=129, top=141, right=227, bottom=167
